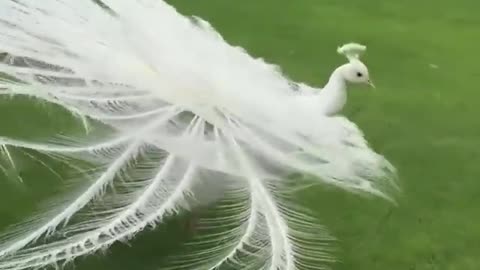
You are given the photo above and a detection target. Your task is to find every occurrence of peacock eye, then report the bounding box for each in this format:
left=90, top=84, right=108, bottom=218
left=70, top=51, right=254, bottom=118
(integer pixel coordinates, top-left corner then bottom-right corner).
left=356, top=72, right=363, bottom=77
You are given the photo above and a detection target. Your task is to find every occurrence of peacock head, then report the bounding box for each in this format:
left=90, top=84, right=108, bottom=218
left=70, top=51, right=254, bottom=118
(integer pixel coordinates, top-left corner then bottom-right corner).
left=337, top=43, right=375, bottom=88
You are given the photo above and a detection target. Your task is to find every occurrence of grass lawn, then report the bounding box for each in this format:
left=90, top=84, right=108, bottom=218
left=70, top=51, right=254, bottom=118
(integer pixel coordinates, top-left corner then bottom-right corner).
left=1, top=0, right=479, bottom=269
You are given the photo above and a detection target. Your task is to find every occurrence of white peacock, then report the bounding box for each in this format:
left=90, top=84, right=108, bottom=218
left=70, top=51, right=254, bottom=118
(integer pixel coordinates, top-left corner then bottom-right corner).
left=0, top=1, right=397, bottom=269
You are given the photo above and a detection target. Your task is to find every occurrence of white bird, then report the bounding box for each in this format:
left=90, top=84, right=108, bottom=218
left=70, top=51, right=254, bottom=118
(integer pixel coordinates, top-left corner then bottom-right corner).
left=292, top=43, right=375, bottom=116
left=0, top=1, right=397, bottom=270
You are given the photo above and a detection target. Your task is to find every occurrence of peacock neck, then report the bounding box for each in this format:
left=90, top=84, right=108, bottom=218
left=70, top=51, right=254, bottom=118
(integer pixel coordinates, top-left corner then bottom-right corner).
left=317, top=65, right=348, bottom=116
left=324, top=65, right=348, bottom=94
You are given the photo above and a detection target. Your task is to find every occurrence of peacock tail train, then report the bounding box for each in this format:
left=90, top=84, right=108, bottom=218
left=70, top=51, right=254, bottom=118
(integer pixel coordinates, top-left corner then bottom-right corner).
left=0, top=1, right=398, bottom=269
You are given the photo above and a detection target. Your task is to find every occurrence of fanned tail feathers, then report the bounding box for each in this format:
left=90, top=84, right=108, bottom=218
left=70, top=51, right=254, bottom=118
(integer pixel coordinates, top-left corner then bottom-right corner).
left=0, top=0, right=398, bottom=269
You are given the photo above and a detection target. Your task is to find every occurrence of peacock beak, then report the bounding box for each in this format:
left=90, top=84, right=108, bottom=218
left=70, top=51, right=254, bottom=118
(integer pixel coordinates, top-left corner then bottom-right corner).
left=367, top=79, right=376, bottom=89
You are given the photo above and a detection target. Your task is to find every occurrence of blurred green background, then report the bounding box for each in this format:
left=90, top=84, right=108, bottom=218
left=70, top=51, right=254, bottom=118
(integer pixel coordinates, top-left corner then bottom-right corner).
left=1, top=0, right=480, bottom=269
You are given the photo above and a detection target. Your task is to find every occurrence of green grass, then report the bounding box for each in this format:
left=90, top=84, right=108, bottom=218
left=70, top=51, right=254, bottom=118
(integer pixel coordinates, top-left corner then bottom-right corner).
left=0, top=0, right=479, bottom=269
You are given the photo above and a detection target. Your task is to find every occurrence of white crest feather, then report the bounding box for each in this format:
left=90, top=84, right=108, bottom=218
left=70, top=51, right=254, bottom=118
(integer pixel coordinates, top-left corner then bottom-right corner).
left=337, top=43, right=367, bottom=61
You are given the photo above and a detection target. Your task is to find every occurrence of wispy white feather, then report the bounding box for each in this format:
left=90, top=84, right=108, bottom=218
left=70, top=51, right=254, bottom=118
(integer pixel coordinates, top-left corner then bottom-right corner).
left=0, top=0, right=397, bottom=269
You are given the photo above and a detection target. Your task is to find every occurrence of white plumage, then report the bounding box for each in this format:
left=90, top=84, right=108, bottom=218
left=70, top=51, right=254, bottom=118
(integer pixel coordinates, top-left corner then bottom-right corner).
left=0, top=1, right=397, bottom=269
